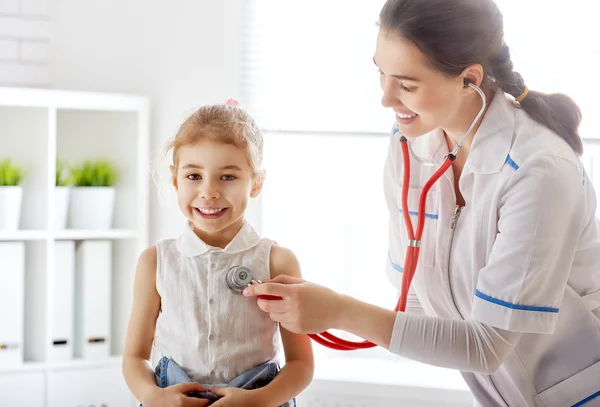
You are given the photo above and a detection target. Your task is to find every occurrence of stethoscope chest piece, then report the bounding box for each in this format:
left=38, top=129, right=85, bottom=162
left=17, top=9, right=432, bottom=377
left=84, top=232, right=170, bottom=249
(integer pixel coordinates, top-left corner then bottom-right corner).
left=225, top=265, right=260, bottom=294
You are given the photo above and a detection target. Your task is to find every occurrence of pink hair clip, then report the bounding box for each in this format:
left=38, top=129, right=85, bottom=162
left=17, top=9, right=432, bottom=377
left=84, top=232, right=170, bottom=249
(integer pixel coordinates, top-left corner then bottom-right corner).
left=224, top=98, right=240, bottom=106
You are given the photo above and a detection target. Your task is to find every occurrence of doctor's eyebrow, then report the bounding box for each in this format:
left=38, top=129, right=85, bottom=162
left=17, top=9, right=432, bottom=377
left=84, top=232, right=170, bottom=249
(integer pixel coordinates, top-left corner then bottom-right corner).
left=373, top=57, right=421, bottom=82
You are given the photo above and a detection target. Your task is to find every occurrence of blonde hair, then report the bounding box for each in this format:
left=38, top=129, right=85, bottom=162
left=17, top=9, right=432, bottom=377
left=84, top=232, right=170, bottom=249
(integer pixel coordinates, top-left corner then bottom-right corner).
left=165, top=103, right=265, bottom=180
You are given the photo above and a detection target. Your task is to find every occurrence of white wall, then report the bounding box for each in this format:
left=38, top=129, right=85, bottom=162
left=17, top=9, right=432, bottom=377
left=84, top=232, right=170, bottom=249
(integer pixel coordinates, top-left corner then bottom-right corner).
left=0, top=0, right=51, bottom=86
left=49, top=0, right=246, bottom=243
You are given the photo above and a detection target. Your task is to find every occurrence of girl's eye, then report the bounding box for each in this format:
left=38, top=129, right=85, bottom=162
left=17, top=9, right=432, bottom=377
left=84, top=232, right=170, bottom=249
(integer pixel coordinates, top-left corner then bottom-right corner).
left=187, top=174, right=201, bottom=181
left=401, top=84, right=415, bottom=92
left=221, top=175, right=236, bottom=181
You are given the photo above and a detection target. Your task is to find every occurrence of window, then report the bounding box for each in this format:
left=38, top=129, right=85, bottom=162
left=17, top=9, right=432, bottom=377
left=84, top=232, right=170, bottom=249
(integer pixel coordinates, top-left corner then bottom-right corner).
left=261, top=132, right=396, bottom=308
left=495, top=0, right=599, bottom=140
left=241, top=0, right=599, bottom=137
left=240, top=0, right=388, bottom=134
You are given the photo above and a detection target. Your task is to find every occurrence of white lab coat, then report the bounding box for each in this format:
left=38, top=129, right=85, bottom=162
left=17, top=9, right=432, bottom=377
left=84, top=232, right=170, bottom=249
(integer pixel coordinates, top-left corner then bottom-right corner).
left=384, top=91, right=600, bottom=406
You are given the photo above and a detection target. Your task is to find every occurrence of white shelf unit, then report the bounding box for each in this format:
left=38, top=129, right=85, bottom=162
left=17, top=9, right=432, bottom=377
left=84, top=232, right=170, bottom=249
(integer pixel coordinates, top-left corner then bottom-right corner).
left=0, top=87, right=150, bottom=407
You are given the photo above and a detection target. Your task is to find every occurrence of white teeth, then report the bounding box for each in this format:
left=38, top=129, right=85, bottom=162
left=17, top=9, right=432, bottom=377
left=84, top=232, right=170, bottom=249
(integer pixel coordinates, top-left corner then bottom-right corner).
left=397, top=113, right=416, bottom=119
left=198, top=208, right=224, bottom=215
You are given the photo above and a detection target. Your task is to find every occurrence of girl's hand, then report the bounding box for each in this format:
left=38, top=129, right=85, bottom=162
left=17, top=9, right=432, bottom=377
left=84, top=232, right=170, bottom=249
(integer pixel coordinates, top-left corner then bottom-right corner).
left=243, top=274, right=346, bottom=334
left=208, top=387, right=263, bottom=407
left=144, top=382, right=211, bottom=407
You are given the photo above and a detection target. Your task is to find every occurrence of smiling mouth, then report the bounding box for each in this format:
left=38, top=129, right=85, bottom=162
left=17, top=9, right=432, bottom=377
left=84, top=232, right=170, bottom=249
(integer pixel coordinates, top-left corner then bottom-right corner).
left=197, top=207, right=226, bottom=215
left=194, top=207, right=229, bottom=219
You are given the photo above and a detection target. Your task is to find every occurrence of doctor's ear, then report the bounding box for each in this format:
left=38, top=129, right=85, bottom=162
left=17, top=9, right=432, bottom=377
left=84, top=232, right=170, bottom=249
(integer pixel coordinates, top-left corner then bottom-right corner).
left=461, top=64, right=484, bottom=90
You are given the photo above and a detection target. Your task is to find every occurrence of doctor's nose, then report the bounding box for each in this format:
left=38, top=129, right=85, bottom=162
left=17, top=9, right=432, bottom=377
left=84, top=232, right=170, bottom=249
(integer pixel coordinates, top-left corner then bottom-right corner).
left=381, top=79, right=400, bottom=109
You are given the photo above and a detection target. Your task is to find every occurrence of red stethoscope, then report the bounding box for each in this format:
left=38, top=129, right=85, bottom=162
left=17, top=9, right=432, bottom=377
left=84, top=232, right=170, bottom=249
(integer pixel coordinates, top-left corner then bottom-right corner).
left=305, top=81, right=487, bottom=350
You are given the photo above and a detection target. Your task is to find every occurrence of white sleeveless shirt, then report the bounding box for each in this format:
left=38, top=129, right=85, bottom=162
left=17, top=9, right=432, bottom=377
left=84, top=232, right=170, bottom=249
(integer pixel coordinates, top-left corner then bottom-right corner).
left=153, top=221, right=280, bottom=384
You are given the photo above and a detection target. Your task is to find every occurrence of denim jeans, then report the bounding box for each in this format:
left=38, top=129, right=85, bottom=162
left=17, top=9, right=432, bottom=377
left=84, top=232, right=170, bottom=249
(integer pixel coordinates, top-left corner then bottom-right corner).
left=141, top=357, right=296, bottom=406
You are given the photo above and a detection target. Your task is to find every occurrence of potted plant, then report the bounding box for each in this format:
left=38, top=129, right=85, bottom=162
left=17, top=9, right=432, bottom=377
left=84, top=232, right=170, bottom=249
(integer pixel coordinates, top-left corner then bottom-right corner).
left=0, top=159, right=25, bottom=231
left=55, top=159, right=71, bottom=230
left=68, top=159, right=117, bottom=230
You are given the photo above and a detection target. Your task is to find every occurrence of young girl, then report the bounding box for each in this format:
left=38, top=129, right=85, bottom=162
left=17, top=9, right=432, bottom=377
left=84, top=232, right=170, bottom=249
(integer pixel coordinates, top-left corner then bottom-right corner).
left=122, top=100, right=314, bottom=407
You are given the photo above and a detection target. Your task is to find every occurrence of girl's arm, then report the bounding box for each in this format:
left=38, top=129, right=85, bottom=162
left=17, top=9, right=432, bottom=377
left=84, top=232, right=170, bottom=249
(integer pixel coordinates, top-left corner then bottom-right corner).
left=251, top=246, right=314, bottom=407
left=122, top=246, right=162, bottom=403
left=122, top=246, right=208, bottom=406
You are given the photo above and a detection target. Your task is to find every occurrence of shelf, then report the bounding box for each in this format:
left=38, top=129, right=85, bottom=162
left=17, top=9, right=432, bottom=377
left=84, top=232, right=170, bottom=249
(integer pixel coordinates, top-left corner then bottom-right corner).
left=54, top=229, right=138, bottom=240
left=0, top=229, right=139, bottom=241
left=0, top=87, right=148, bottom=407
left=0, top=357, right=122, bottom=374
left=0, top=361, right=46, bottom=373
left=0, top=87, right=149, bottom=112
left=0, top=230, right=48, bottom=241
left=48, top=356, right=122, bottom=371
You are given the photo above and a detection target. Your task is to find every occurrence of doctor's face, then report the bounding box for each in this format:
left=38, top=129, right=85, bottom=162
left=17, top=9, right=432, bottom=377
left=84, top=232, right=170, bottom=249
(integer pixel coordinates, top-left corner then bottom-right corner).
left=374, top=29, right=466, bottom=138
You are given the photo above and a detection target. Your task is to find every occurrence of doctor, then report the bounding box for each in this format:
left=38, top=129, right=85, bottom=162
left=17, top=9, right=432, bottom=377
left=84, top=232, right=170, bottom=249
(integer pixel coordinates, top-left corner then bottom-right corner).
left=244, top=0, right=600, bottom=405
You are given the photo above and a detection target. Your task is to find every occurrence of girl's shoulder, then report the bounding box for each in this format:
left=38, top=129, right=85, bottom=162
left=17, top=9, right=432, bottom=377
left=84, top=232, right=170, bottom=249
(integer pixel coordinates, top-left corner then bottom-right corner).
left=138, top=244, right=157, bottom=266
left=134, top=245, right=158, bottom=287
left=269, top=244, right=302, bottom=279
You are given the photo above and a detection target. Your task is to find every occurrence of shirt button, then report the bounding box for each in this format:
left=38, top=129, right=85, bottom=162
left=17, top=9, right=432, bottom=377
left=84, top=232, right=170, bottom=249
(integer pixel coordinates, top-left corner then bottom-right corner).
left=208, top=334, right=215, bottom=340
left=210, top=370, right=215, bottom=376
left=208, top=298, right=215, bottom=304
left=210, top=262, right=217, bottom=268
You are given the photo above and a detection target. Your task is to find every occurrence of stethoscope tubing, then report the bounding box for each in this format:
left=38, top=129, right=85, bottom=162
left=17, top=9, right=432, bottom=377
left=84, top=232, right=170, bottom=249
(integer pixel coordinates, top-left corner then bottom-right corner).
left=263, top=84, right=486, bottom=350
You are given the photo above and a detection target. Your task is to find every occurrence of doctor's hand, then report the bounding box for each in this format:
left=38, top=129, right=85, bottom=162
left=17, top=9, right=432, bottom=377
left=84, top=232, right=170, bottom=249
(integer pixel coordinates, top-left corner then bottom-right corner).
left=243, top=275, right=345, bottom=334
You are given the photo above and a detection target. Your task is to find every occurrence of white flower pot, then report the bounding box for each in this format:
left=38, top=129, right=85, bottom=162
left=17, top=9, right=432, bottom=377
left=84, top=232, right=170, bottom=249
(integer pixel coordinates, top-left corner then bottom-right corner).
left=0, top=186, right=23, bottom=231
left=55, top=187, right=70, bottom=230
left=68, top=187, right=116, bottom=230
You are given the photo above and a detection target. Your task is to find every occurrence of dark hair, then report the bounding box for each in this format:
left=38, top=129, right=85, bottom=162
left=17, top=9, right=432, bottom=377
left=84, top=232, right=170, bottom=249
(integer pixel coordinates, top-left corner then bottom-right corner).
left=379, top=0, right=583, bottom=155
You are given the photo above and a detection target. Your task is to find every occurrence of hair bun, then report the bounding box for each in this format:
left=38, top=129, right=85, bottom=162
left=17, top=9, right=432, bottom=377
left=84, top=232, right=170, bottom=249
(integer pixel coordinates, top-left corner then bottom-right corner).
left=224, top=98, right=240, bottom=106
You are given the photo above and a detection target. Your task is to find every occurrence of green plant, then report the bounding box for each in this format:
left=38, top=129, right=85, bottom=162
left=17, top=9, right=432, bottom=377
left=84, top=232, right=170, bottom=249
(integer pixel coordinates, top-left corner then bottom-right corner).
left=56, top=159, right=71, bottom=187
left=0, top=159, right=25, bottom=186
left=70, top=159, right=117, bottom=187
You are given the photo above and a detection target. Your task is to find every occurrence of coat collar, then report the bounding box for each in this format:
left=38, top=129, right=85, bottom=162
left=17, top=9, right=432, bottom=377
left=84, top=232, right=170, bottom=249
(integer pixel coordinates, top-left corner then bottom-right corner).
left=401, top=91, right=516, bottom=174
left=175, top=221, right=262, bottom=257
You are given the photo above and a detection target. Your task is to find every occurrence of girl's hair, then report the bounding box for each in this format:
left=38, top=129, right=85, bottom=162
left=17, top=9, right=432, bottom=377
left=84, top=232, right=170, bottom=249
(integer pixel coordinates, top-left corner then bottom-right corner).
left=165, top=103, right=265, bottom=179
left=379, top=0, right=584, bottom=155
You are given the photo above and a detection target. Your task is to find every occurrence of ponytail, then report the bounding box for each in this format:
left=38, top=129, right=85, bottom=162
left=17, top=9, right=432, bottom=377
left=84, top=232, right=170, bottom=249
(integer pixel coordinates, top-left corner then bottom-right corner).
left=489, top=45, right=583, bottom=155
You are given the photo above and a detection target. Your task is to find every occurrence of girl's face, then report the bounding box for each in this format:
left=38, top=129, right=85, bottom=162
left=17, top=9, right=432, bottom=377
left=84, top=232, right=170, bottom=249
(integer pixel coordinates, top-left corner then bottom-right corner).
left=171, top=139, right=262, bottom=247
left=374, top=29, right=467, bottom=138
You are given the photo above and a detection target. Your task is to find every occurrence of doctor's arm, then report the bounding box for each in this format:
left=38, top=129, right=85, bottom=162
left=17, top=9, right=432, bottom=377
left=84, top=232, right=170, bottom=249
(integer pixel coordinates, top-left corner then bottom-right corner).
left=249, top=279, right=520, bottom=374
left=340, top=294, right=522, bottom=374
